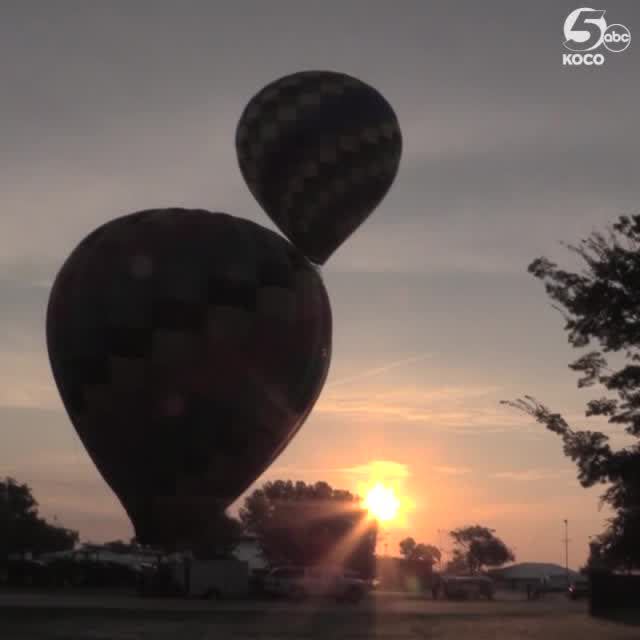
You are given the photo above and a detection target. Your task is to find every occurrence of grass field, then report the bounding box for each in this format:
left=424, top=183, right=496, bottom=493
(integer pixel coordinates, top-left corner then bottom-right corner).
left=1, top=591, right=638, bottom=639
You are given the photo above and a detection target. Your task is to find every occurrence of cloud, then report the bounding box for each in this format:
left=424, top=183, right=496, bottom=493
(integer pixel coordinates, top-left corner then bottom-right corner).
left=327, top=352, right=432, bottom=388
left=434, top=465, right=473, bottom=476
left=0, top=352, right=61, bottom=411
left=465, top=501, right=553, bottom=520
left=490, top=468, right=574, bottom=482
left=2, top=450, right=95, bottom=478
left=315, top=384, right=536, bottom=435
left=268, top=460, right=411, bottom=481
left=339, top=460, right=410, bottom=479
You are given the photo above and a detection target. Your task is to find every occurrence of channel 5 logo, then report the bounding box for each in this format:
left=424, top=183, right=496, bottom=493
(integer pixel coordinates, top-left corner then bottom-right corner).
left=562, top=8, right=631, bottom=66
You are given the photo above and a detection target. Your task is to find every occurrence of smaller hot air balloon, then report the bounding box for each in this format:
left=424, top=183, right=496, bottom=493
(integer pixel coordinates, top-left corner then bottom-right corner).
left=236, top=70, right=402, bottom=265
left=47, top=209, right=331, bottom=547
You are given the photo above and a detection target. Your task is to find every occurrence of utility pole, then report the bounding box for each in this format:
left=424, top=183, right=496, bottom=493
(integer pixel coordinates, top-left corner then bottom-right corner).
left=380, top=528, right=387, bottom=558
left=563, top=519, right=570, bottom=586
left=3, top=477, right=10, bottom=569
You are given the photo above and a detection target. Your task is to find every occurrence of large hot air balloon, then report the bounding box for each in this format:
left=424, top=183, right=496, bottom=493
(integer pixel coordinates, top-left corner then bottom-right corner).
left=47, top=209, right=331, bottom=547
left=236, top=70, right=402, bottom=265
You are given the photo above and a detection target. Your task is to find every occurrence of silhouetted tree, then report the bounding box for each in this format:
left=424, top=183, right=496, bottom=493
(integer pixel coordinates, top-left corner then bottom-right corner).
left=240, top=480, right=377, bottom=577
left=398, top=537, right=441, bottom=565
left=399, top=536, right=416, bottom=559
left=445, top=549, right=469, bottom=575
left=0, top=478, right=78, bottom=558
left=503, top=214, right=640, bottom=570
left=449, top=525, right=514, bottom=574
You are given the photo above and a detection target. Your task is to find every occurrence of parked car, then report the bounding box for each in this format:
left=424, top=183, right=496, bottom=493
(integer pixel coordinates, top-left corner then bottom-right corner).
left=263, top=566, right=368, bottom=603
left=568, top=581, right=590, bottom=600
left=248, top=568, right=271, bottom=598
left=45, top=554, right=140, bottom=588
left=6, top=558, right=50, bottom=588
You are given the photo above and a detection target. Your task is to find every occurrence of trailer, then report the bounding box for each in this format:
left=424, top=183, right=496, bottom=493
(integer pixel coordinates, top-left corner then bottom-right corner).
left=440, top=575, right=494, bottom=600
left=138, top=553, right=249, bottom=599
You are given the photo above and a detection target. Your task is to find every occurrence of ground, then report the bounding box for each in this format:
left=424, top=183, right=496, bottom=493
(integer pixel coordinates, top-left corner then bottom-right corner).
left=1, top=590, right=638, bottom=639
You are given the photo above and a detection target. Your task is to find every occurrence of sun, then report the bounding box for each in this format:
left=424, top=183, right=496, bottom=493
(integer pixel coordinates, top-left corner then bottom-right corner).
left=363, top=483, right=400, bottom=522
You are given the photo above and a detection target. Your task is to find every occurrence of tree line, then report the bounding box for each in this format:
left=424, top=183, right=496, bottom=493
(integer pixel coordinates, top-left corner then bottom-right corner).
left=1, top=478, right=78, bottom=556
left=7, top=210, right=640, bottom=576
left=2, top=476, right=515, bottom=579
left=398, top=526, right=514, bottom=575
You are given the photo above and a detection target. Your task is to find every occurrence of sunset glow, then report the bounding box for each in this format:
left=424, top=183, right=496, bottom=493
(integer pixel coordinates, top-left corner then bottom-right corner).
left=363, top=483, right=401, bottom=522
left=3, top=3, right=625, bottom=573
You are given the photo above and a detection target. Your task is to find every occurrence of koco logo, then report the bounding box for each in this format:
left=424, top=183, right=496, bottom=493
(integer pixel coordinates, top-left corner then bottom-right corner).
left=562, top=8, right=631, bottom=66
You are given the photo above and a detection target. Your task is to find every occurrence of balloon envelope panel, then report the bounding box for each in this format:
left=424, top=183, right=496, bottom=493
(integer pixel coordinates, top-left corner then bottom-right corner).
left=46, top=209, right=331, bottom=546
left=236, top=70, right=402, bottom=264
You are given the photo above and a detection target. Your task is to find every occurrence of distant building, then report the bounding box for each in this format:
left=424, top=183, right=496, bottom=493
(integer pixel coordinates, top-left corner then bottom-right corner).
left=39, top=543, right=159, bottom=569
left=489, top=562, right=586, bottom=591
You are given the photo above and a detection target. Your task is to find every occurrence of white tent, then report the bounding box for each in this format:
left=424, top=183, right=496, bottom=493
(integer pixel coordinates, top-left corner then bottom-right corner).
left=490, top=562, right=586, bottom=588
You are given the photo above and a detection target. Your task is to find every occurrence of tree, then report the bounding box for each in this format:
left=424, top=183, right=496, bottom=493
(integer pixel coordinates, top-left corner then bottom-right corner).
left=240, top=480, right=377, bottom=578
left=398, top=537, right=441, bottom=565
left=0, top=478, right=78, bottom=558
left=503, top=214, right=640, bottom=570
left=449, top=525, right=514, bottom=574
left=445, top=549, right=469, bottom=575
left=399, top=537, right=416, bottom=559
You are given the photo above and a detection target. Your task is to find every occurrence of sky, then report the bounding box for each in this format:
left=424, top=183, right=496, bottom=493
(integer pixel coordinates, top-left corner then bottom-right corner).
left=2, top=1, right=639, bottom=569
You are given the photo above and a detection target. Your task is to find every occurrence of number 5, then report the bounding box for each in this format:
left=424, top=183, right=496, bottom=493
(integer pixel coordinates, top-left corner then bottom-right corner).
left=564, top=9, right=606, bottom=52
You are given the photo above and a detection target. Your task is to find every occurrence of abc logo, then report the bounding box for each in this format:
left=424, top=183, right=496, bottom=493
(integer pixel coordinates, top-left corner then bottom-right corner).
left=603, top=24, right=631, bottom=52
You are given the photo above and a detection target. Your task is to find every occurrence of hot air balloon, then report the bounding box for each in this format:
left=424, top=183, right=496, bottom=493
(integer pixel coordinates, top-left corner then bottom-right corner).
left=236, top=70, right=402, bottom=265
left=46, top=209, right=331, bottom=547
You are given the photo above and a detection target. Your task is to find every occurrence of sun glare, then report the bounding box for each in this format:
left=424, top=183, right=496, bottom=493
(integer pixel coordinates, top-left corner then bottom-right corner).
left=363, top=483, right=400, bottom=522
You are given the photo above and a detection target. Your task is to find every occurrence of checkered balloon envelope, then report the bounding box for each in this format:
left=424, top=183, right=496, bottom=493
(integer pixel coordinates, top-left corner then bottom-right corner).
left=236, top=70, right=402, bottom=265
left=46, top=209, right=332, bottom=547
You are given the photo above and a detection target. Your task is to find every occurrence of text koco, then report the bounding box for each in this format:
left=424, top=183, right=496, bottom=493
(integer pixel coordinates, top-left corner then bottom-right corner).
left=562, top=53, right=605, bottom=65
